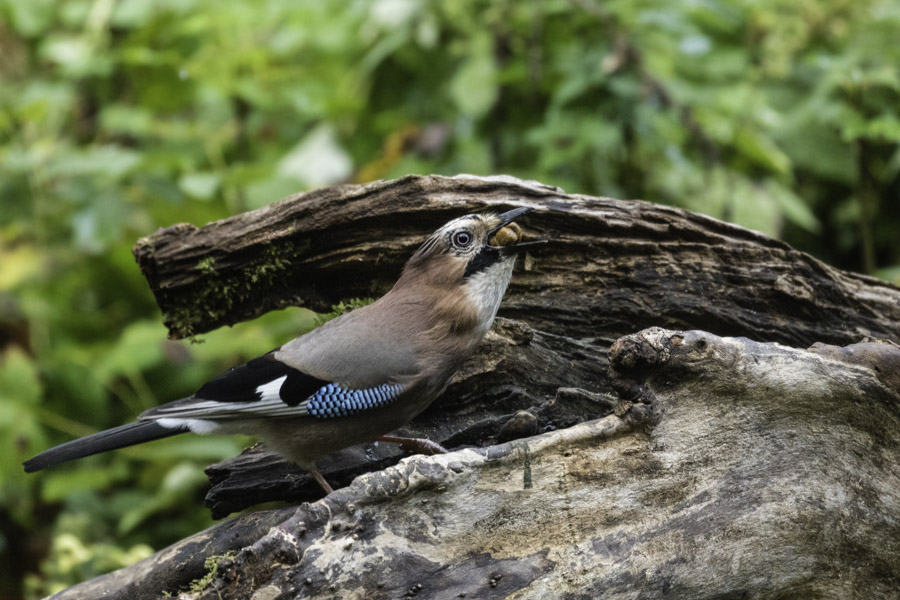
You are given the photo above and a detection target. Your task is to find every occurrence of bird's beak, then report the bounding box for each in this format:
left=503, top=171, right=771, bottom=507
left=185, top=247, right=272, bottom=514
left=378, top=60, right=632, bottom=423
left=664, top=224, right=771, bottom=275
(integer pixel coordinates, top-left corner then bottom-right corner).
left=491, top=206, right=532, bottom=233
left=487, top=206, right=547, bottom=254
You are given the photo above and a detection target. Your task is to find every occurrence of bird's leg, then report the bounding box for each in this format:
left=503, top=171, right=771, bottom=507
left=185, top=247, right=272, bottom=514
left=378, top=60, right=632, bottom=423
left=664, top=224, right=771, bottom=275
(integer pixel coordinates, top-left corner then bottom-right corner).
left=308, top=465, right=334, bottom=494
left=376, top=435, right=449, bottom=456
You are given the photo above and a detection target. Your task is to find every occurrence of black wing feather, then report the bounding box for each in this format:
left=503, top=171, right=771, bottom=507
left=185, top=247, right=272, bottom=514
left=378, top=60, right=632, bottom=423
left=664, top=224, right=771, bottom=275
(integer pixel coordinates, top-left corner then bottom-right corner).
left=194, top=353, right=326, bottom=407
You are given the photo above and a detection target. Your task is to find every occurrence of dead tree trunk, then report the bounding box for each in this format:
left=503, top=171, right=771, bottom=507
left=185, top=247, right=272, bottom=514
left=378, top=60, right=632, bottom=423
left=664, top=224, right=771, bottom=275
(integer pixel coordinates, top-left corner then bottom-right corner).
left=52, top=175, right=900, bottom=600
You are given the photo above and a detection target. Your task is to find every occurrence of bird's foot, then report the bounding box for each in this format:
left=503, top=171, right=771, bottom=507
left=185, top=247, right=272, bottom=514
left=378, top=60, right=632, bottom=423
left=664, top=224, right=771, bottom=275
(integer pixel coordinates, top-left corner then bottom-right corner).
left=376, top=435, right=449, bottom=456
left=308, top=465, right=334, bottom=494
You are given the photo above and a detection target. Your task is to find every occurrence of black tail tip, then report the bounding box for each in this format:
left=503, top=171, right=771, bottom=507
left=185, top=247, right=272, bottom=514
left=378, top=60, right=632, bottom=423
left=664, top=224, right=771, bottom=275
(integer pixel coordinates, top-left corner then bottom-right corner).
left=23, top=454, right=53, bottom=473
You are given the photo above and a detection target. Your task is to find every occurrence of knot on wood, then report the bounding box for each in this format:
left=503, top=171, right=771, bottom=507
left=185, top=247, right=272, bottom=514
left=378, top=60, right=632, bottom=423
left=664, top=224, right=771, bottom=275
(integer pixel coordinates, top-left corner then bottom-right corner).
left=607, top=327, right=679, bottom=408
left=608, top=326, right=678, bottom=371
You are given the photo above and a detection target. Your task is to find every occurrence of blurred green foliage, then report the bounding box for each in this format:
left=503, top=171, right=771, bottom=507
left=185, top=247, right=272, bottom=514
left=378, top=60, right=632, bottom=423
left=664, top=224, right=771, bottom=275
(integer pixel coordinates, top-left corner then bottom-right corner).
left=0, top=0, right=898, bottom=597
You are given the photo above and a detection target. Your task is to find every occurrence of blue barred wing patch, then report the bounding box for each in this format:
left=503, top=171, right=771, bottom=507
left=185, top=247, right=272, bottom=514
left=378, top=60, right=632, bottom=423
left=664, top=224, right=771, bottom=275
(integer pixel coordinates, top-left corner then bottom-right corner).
left=307, top=382, right=403, bottom=419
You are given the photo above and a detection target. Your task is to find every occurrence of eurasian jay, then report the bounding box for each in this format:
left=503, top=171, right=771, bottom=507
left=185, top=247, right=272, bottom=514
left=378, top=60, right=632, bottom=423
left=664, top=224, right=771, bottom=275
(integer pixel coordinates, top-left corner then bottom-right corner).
left=24, top=207, right=539, bottom=493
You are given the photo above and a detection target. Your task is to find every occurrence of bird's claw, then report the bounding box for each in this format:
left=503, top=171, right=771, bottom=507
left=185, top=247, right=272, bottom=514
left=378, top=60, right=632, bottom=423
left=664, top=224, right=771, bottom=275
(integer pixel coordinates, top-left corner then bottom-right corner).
left=376, top=435, right=449, bottom=456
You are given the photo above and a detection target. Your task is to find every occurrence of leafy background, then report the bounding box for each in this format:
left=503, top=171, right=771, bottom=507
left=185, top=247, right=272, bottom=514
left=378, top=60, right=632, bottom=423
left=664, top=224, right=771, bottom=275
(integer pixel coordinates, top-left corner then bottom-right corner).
left=1, top=0, right=898, bottom=597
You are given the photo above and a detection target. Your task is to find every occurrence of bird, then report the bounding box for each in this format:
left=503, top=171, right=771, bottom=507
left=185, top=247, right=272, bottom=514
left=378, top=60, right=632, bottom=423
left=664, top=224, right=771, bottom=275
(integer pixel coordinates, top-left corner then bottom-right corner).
left=24, top=207, right=542, bottom=493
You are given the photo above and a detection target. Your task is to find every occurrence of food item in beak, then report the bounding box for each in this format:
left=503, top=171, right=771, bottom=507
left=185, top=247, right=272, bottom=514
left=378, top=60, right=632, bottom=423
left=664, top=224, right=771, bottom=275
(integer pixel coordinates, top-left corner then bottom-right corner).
left=488, top=222, right=523, bottom=247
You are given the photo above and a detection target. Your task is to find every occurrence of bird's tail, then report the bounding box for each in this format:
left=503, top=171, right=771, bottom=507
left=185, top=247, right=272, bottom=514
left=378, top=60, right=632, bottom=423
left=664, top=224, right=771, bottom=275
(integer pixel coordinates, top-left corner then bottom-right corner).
left=23, top=420, right=186, bottom=472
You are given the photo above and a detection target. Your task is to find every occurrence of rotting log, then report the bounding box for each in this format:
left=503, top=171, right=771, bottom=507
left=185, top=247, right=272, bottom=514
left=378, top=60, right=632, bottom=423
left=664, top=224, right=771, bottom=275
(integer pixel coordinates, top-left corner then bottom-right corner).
left=134, top=174, right=900, bottom=346
left=47, top=175, right=900, bottom=598
left=132, top=174, right=900, bottom=514
left=51, top=329, right=900, bottom=599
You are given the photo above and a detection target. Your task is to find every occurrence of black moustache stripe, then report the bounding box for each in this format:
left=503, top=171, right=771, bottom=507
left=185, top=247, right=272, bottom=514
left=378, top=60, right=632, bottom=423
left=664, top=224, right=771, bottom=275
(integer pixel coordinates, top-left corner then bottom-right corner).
left=464, top=246, right=504, bottom=278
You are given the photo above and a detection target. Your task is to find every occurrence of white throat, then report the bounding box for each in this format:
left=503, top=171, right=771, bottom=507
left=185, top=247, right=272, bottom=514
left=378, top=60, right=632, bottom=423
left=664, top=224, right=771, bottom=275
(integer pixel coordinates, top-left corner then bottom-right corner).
left=465, top=257, right=516, bottom=336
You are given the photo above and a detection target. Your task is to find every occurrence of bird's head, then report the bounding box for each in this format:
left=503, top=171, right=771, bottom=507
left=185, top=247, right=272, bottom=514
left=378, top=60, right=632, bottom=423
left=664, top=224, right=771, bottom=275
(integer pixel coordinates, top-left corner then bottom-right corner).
left=401, top=207, right=540, bottom=283
left=396, top=207, right=543, bottom=333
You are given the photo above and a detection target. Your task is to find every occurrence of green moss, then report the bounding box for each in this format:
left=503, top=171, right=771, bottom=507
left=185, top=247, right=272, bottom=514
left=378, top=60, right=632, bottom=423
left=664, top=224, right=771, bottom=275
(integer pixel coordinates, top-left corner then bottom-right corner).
left=195, top=257, right=216, bottom=274
left=163, top=239, right=311, bottom=339
left=317, top=297, right=376, bottom=323
left=185, top=551, right=237, bottom=596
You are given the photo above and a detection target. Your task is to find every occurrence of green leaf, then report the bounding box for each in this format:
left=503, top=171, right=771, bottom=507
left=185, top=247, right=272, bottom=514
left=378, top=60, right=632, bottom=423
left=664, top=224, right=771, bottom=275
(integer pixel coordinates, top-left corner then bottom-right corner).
left=734, top=128, right=792, bottom=175
left=0, top=244, right=42, bottom=290
left=244, top=176, right=303, bottom=210
left=40, top=466, right=127, bottom=502
left=861, top=115, right=900, bottom=142
left=118, top=462, right=208, bottom=533
left=777, top=116, right=856, bottom=185
left=2, top=0, right=56, bottom=37
left=45, top=145, right=141, bottom=180
left=99, top=105, right=155, bottom=137
left=38, top=34, right=112, bottom=77
left=449, top=41, right=498, bottom=117
left=764, top=180, right=821, bottom=233
left=0, top=349, right=44, bottom=485
left=39, top=36, right=91, bottom=68
left=729, top=179, right=780, bottom=237
left=0, top=348, right=41, bottom=405
left=111, top=0, right=157, bottom=28
left=71, top=191, right=129, bottom=253
left=277, top=125, right=353, bottom=188
left=94, top=320, right=168, bottom=384
left=161, top=461, right=209, bottom=493
left=178, top=172, right=221, bottom=200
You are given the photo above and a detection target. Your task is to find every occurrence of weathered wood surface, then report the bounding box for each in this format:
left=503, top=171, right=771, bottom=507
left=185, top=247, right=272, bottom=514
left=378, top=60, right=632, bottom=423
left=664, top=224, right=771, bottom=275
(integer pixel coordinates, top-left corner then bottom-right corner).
left=52, top=329, right=900, bottom=599
left=134, top=174, right=900, bottom=346
left=130, top=174, right=900, bottom=517
left=47, top=175, right=900, bottom=599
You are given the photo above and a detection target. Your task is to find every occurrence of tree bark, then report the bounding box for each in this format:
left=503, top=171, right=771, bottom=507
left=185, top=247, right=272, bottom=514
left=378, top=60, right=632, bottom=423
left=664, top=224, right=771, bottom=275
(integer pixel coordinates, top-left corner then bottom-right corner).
left=52, top=329, right=900, bottom=600
left=133, top=174, right=900, bottom=346
left=50, top=175, right=900, bottom=599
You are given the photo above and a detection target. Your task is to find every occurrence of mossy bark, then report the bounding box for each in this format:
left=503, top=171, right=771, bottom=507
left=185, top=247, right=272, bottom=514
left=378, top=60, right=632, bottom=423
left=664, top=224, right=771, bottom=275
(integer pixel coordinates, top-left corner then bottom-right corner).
left=133, top=174, right=900, bottom=345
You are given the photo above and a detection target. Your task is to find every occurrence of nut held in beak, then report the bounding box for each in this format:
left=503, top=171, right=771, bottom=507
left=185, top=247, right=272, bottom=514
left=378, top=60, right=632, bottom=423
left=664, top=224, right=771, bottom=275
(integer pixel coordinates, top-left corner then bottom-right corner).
left=488, top=222, right=523, bottom=247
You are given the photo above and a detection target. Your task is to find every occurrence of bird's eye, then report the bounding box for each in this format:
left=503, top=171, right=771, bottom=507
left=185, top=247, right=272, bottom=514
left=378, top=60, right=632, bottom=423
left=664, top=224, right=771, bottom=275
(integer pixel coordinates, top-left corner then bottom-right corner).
left=452, top=230, right=473, bottom=248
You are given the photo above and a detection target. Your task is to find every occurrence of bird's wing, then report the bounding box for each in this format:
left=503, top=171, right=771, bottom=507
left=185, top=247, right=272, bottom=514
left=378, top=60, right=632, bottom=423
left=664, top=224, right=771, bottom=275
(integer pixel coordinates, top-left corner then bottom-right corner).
left=140, top=352, right=408, bottom=422
left=140, top=353, right=322, bottom=421
left=274, top=297, right=423, bottom=389
left=142, top=298, right=425, bottom=424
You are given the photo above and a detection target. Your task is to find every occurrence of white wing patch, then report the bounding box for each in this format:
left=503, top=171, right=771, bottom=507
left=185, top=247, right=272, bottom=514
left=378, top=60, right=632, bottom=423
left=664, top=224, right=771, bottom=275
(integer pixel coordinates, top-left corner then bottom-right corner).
left=256, top=375, right=287, bottom=402
left=157, top=417, right=221, bottom=434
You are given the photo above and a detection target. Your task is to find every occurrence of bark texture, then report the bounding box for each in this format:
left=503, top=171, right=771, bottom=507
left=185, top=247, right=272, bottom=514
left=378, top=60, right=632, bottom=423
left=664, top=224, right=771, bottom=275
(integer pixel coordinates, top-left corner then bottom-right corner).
left=50, top=174, right=900, bottom=599
left=133, top=174, right=900, bottom=346
left=53, top=329, right=900, bottom=599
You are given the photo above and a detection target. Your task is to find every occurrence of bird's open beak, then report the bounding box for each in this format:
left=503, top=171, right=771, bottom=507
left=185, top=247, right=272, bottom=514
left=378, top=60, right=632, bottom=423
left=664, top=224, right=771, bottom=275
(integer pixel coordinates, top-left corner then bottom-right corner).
left=487, top=206, right=547, bottom=253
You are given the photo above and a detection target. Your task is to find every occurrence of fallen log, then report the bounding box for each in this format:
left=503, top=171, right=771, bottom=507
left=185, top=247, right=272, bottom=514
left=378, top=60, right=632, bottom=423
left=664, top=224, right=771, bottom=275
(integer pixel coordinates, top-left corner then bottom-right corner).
left=53, top=329, right=900, bottom=599
left=48, top=175, right=900, bottom=598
